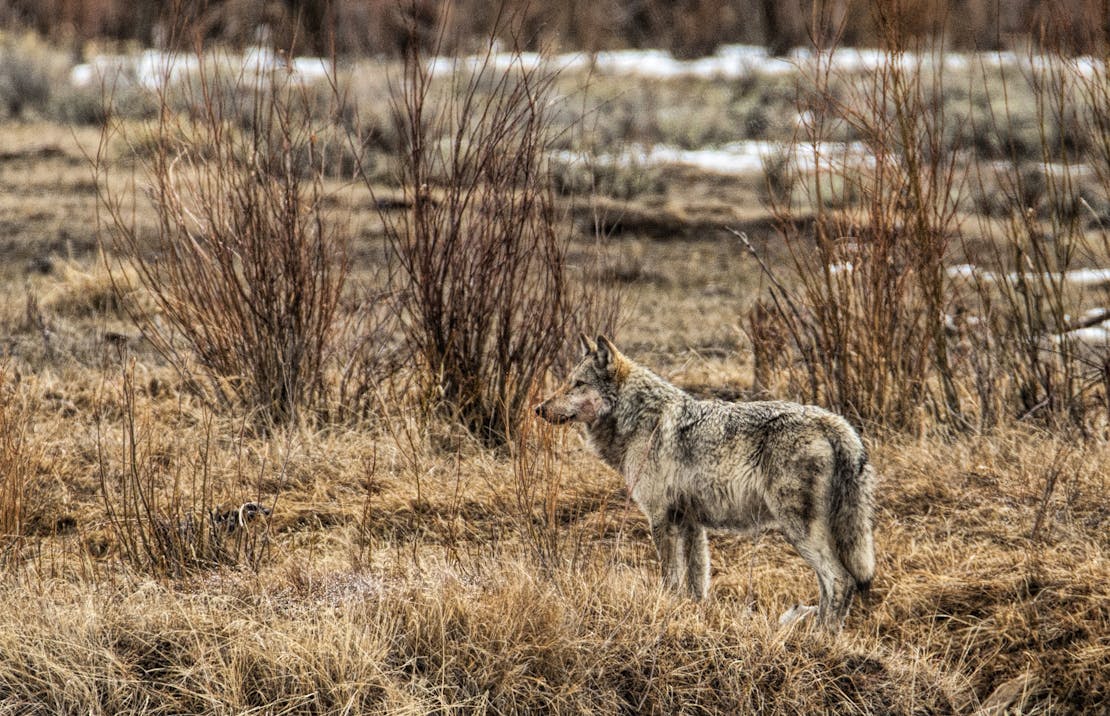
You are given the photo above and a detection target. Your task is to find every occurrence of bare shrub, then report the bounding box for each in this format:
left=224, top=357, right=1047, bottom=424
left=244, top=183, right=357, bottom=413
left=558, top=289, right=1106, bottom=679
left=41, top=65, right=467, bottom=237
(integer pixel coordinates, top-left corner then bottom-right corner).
left=551, top=156, right=666, bottom=200
left=964, top=25, right=1110, bottom=429
left=750, top=6, right=1109, bottom=432
left=96, top=49, right=349, bottom=427
left=366, top=25, right=615, bottom=445
left=758, top=146, right=797, bottom=208
left=748, top=20, right=966, bottom=431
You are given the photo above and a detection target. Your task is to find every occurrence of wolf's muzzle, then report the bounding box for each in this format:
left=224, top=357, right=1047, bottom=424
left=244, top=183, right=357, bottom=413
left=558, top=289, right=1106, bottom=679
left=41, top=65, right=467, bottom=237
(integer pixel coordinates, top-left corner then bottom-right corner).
left=535, top=403, right=571, bottom=424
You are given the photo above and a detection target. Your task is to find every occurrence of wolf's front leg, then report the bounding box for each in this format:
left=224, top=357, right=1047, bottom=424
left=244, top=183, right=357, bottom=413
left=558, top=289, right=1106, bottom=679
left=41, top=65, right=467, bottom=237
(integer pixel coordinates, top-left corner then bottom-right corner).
left=683, top=524, right=710, bottom=600
left=650, top=520, right=685, bottom=592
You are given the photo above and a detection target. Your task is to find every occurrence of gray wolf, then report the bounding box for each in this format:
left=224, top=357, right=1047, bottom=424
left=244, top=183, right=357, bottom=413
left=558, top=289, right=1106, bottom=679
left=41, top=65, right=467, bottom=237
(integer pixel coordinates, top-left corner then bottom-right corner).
left=535, top=335, right=875, bottom=630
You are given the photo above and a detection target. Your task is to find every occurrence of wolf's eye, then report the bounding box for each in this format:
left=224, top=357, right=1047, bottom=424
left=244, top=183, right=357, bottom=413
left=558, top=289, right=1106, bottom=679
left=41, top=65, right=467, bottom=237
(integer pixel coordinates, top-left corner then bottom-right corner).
left=572, top=380, right=586, bottom=389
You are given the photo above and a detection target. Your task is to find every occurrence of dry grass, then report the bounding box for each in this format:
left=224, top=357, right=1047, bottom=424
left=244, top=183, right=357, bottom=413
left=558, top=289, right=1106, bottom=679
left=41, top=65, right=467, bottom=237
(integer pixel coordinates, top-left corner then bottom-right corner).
left=0, top=30, right=1107, bottom=716
left=0, top=559, right=968, bottom=714
left=1, top=383, right=1106, bottom=712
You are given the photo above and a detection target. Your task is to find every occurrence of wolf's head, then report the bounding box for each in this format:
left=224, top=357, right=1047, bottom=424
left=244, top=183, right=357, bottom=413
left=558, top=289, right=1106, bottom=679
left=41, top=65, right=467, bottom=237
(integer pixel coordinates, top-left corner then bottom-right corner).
left=535, top=334, right=630, bottom=426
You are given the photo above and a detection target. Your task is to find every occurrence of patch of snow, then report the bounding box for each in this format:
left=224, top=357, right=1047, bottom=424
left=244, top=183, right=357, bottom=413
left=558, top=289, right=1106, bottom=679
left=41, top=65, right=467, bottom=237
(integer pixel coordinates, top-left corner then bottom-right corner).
left=70, top=47, right=332, bottom=90
left=553, top=139, right=871, bottom=177
left=427, top=44, right=798, bottom=80
left=1005, top=268, right=1110, bottom=287
left=1078, top=307, right=1110, bottom=323
left=1053, top=268, right=1110, bottom=287
left=291, top=56, right=332, bottom=83
left=428, top=44, right=1104, bottom=82
left=1065, top=325, right=1110, bottom=344
left=946, top=264, right=1110, bottom=287
left=135, top=49, right=200, bottom=90
left=70, top=55, right=133, bottom=88
left=426, top=51, right=588, bottom=78
left=947, top=264, right=983, bottom=280
left=68, top=63, right=98, bottom=87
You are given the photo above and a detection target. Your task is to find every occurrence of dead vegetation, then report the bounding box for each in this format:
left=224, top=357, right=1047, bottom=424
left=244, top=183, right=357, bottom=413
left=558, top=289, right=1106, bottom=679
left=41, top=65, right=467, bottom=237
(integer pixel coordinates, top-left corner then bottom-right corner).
left=0, top=9, right=1107, bottom=715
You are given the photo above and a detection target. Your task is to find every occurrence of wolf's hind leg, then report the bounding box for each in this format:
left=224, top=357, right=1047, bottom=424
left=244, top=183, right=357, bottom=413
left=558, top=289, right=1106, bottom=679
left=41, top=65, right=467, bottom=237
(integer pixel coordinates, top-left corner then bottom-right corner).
left=790, top=533, right=856, bottom=631
left=651, top=521, right=685, bottom=592
left=825, top=573, right=856, bottom=629
left=684, top=524, right=709, bottom=600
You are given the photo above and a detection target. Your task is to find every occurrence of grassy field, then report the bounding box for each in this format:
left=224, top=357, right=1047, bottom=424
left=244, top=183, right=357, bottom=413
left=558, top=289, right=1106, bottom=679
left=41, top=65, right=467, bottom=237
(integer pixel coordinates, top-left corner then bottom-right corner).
left=0, top=33, right=1108, bottom=715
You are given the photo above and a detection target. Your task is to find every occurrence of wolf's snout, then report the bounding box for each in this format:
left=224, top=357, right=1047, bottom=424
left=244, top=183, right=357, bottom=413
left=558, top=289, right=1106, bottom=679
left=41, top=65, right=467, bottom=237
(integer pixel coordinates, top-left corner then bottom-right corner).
left=535, top=401, right=571, bottom=425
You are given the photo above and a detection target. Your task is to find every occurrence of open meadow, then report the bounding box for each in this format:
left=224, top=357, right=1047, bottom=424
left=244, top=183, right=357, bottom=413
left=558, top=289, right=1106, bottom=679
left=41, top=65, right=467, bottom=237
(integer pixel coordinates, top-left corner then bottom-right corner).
left=0, top=19, right=1108, bottom=715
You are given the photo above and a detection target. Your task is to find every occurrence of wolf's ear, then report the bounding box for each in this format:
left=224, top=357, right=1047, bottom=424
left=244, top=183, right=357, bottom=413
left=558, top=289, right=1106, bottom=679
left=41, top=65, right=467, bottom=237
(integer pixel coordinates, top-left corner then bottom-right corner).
left=579, top=332, right=597, bottom=356
left=594, top=335, right=621, bottom=372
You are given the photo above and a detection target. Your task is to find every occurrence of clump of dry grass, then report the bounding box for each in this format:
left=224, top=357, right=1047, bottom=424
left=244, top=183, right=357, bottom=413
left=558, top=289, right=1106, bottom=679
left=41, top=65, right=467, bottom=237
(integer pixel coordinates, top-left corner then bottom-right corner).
left=868, top=428, right=1110, bottom=713
left=0, top=31, right=68, bottom=120
left=0, top=365, right=36, bottom=558
left=41, top=257, right=146, bottom=322
left=0, top=555, right=964, bottom=715
left=94, top=364, right=277, bottom=577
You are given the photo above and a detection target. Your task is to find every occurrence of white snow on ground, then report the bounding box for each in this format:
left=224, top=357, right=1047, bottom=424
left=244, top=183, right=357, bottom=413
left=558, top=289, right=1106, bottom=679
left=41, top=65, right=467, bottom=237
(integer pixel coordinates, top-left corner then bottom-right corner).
left=947, top=265, right=1110, bottom=287
left=1054, top=269, right=1110, bottom=287
left=290, top=56, right=332, bottom=83
left=1057, top=308, right=1110, bottom=347
left=553, top=139, right=871, bottom=177
left=1065, top=324, right=1110, bottom=345
left=946, top=264, right=982, bottom=280
left=425, top=51, right=588, bottom=78
left=427, top=43, right=1104, bottom=81
left=70, top=46, right=332, bottom=89
left=943, top=270, right=1110, bottom=347
left=70, top=41, right=1103, bottom=91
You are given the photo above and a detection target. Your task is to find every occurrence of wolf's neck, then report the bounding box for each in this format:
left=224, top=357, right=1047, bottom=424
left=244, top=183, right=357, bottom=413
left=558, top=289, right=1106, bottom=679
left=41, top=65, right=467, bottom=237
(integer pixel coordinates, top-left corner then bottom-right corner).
left=587, top=368, right=686, bottom=472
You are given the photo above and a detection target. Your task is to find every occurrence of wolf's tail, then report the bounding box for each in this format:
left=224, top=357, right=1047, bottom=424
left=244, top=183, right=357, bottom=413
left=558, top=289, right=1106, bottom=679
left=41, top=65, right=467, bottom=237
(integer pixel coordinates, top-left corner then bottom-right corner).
left=828, top=437, right=875, bottom=595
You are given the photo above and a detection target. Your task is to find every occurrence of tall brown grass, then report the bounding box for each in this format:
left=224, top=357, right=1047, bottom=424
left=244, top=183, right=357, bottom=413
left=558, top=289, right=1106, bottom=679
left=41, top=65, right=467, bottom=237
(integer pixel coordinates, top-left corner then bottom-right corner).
left=0, top=364, right=35, bottom=563
left=95, top=363, right=273, bottom=577
left=2, top=4, right=1108, bottom=714
left=0, top=555, right=969, bottom=714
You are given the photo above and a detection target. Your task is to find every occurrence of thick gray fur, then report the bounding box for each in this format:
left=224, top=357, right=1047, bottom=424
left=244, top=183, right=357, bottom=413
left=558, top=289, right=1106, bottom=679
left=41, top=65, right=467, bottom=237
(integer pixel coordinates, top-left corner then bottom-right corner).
left=536, top=335, right=875, bottom=630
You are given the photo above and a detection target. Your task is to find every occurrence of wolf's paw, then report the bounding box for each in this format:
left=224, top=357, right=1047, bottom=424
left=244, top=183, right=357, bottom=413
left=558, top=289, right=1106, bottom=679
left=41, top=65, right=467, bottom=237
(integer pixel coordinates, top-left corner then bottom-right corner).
left=778, top=603, right=818, bottom=627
